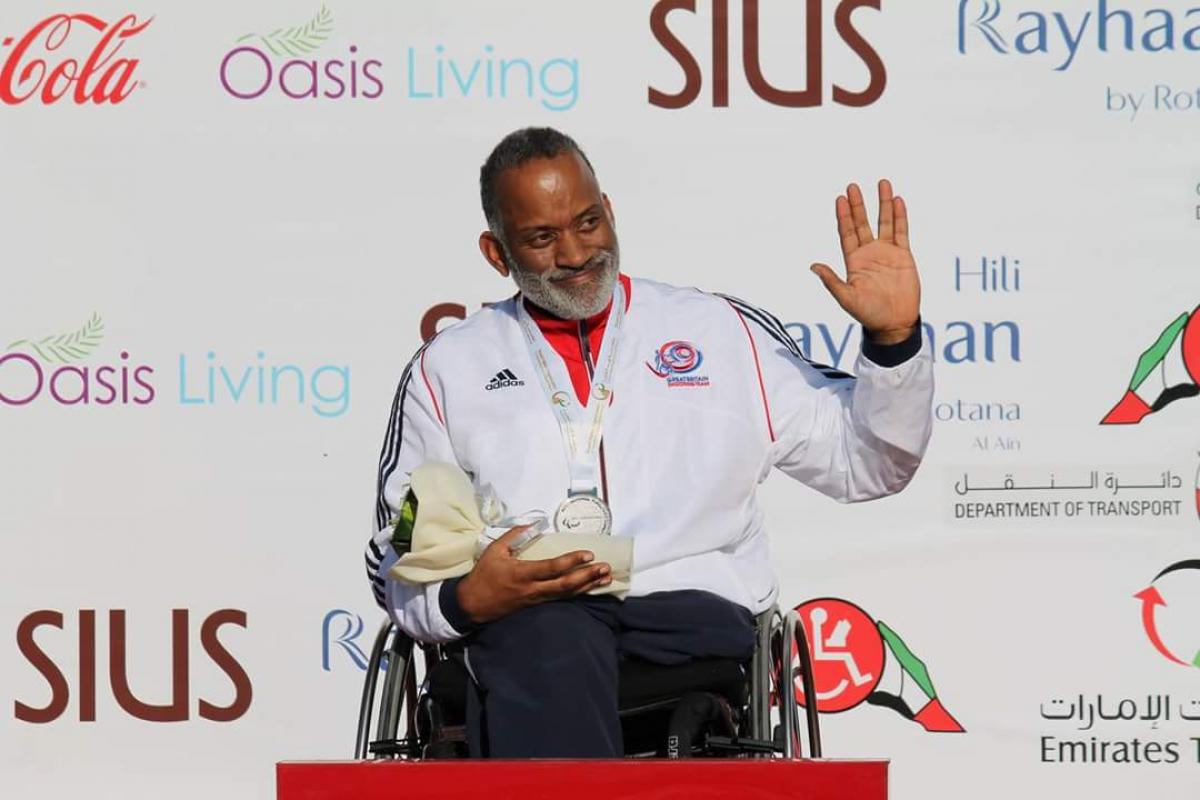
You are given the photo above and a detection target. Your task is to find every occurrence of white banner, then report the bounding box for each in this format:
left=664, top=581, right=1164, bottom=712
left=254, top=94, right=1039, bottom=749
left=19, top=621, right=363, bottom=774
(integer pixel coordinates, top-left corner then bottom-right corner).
left=2, top=2, right=1198, bottom=798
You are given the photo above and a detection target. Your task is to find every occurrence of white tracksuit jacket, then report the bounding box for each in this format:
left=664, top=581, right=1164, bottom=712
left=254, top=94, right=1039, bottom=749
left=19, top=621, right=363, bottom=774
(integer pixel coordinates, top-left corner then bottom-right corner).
left=365, top=276, right=934, bottom=643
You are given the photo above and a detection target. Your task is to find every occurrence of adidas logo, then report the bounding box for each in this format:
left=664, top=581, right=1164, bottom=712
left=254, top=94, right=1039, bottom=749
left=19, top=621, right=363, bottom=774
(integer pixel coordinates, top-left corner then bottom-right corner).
left=485, top=369, right=525, bottom=391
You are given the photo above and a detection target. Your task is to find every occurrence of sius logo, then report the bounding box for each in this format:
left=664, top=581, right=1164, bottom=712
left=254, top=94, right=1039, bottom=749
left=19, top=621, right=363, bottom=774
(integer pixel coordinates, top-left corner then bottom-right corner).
left=14, top=608, right=252, bottom=723
left=0, top=12, right=151, bottom=105
left=958, top=0, right=1200, bottom=71
left=220, top=4, right=580, bottom=110
left=649, top=0, right=886, bottom=109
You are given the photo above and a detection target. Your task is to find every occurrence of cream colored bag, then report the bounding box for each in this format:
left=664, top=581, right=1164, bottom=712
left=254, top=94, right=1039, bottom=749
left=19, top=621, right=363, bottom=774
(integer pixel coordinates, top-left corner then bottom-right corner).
left=387, top=462, right=632, bottom=598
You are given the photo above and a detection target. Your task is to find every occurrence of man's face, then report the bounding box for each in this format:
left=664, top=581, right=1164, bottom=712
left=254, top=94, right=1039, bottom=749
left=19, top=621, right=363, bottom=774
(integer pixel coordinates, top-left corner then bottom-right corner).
left=482, top=152, right=620, bottom=320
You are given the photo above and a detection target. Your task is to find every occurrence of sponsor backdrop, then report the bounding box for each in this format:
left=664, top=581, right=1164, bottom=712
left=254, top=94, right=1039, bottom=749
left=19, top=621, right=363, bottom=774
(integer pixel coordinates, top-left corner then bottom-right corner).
left=2, top=0, right=1198, bottom=797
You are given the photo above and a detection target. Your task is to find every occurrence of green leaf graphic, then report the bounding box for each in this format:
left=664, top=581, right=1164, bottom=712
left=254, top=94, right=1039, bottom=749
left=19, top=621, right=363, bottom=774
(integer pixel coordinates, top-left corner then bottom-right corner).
left=1128, top=312, right=1189, bottom=391
left=236, top=5, right=334, bottom=57
left=6, top=313, right=105, bottom=364
left=877, top=620, right=936, bottom=699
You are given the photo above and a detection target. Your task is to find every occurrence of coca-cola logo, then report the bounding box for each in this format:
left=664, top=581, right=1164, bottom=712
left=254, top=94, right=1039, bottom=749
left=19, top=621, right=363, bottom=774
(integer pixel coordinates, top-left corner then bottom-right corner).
left=0, top=12, right=152, bottom=105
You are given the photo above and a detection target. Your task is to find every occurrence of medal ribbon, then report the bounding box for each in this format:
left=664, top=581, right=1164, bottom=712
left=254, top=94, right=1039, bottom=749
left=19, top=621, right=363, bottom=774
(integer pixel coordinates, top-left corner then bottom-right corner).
left=515, top=280, right=626, bottom=498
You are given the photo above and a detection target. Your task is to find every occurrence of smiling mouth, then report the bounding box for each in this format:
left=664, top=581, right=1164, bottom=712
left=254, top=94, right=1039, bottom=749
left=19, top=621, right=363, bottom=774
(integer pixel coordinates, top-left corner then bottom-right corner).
left=552, top=267, right=595, bottom=286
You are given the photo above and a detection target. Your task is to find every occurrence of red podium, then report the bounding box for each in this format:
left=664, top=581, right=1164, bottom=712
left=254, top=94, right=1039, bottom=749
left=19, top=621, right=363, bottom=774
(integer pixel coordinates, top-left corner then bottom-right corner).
left=277, top=759, right=887, bottom=799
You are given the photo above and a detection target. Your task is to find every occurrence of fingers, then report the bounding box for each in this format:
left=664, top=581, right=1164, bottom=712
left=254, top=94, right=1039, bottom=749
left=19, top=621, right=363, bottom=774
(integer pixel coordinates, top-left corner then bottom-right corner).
left=810, top=263, right=854, bottom=312
left=877, top=179, right=894, bottom=243
left=573, top=569, right=615, bottom=596
left=846, top=183, right=874, bottom=246
left=494, top=524, right=533, bottom=546
left=515, top=549, right=595, bottom=581
left=484, top=524, right=537, bottom=558
left=894, top=195, right=911, bottom=251
left=533, top=563, right=612, bottom=601
left=835, top=195, right=859, bottom=260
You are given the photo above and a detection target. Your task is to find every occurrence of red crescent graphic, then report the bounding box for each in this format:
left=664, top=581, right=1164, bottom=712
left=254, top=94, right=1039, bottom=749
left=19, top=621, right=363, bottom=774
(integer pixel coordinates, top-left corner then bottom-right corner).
left=1134, top=587, right=1188, bottom=666
left=1182, top=306, right=1200, bottom=386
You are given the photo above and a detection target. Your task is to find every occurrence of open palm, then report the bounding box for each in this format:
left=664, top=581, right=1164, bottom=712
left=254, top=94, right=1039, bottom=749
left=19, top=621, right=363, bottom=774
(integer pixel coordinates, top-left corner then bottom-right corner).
left=811, top=180, right=921, bottom=345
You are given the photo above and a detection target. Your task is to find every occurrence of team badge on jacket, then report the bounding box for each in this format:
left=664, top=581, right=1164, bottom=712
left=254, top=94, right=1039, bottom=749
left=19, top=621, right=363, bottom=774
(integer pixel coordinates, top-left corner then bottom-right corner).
left=646, top=340, right=710, bottom=388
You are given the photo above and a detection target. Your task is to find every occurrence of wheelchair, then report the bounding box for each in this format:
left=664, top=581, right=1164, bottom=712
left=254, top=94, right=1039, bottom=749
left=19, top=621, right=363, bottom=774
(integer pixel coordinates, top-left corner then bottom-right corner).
left=354, top=603, right=823, bottom=760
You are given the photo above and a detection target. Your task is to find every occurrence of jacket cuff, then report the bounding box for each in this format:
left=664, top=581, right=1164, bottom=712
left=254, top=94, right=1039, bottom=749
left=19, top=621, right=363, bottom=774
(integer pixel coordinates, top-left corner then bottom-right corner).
left=861, top=321, right=922, bottom=368
left=438, top=576, right=480, bottom=635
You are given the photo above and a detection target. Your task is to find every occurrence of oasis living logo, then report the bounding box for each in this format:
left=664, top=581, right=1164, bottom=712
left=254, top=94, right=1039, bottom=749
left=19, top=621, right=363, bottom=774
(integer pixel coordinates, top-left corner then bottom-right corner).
left=958, top=0, right=1200, bottom=71
left=1, top=313, right=350, bottom=417
left=0, top=11, right=152, bottom=105
left=219, top=4, right=580, bottom=111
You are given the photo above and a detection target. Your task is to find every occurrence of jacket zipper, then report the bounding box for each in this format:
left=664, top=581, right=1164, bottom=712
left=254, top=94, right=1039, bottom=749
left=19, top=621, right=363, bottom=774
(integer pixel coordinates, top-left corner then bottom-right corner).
left=577, top=321, right=611, bottom=502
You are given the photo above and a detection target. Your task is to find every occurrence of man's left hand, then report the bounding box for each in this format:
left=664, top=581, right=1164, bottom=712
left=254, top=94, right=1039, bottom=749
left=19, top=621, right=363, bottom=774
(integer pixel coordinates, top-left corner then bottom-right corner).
left=811, top=179, right=920, bottom=345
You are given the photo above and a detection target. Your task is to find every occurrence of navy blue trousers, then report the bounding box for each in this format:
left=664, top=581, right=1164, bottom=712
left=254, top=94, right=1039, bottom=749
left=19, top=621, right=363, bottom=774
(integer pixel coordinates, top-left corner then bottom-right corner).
left=462, top=590, right=755, bottom=758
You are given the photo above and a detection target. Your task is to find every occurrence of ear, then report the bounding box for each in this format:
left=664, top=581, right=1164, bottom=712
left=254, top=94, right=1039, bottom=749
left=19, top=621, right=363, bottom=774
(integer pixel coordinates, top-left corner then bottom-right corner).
left=479, top=231, right=509, bottom=277
left=602, top=193, right=615, bottom=225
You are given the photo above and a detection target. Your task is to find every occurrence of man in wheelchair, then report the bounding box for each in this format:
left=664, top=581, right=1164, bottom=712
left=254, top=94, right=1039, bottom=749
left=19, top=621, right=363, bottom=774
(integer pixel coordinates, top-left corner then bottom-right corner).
left=363, top=127, right=933, bottom=759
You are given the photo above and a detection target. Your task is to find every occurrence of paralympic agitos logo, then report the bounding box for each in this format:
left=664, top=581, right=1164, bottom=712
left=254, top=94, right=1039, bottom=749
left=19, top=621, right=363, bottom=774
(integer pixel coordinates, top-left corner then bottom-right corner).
left=0, top=12, right=151, bottom=105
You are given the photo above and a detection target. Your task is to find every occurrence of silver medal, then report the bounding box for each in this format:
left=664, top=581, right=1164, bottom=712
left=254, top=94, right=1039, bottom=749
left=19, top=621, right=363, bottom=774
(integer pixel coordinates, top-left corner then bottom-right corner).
left=553, top=494, right=613, bottom=536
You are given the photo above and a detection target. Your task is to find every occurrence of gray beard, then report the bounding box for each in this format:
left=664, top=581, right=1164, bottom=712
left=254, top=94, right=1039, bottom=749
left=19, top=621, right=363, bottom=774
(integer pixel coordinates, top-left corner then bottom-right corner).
left=505, top=242, right=621, bottom=320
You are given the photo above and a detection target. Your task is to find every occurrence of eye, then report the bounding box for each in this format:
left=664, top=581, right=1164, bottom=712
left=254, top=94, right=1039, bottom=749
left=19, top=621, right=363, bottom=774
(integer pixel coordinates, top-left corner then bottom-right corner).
left=579, top=215, right=600, bottom=231
left=528, top=232, right=555, bottom=247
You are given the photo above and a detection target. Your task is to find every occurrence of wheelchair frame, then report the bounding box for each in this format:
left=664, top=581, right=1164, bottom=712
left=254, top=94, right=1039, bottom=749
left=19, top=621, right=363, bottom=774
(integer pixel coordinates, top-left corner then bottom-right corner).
left=355, top=604, right=822, bottom=760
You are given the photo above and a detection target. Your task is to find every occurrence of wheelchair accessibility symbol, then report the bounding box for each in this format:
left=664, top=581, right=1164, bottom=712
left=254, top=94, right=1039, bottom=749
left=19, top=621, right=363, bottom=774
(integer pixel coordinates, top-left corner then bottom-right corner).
left=798, top=599, right=883, bottom=712
left=792, top=598, right=965, bottom=733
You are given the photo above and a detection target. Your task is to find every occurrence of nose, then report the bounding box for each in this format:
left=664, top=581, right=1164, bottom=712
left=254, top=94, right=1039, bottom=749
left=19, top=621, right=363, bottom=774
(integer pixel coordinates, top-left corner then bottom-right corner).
left=555, top=231, right=590, bottom=269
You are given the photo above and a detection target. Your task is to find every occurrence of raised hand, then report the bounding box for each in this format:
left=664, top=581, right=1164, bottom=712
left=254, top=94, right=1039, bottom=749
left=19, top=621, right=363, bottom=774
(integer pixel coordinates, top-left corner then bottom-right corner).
left=810, top=180, right=921, bottom=345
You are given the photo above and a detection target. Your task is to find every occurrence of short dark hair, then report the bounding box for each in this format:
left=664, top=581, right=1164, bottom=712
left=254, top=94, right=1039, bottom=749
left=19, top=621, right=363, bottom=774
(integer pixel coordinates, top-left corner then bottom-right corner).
left=479, top=127, right=596, bottom=237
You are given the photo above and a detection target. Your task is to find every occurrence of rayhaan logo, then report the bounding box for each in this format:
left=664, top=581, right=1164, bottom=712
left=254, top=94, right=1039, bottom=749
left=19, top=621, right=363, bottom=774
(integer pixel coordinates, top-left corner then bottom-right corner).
left=485, top=369, right=524, bottom=391
left=322, top=609, right=371, bottom=671
left=322, top=609, right=389, bottom=672
left=958, top=0, right=1200, bottom=71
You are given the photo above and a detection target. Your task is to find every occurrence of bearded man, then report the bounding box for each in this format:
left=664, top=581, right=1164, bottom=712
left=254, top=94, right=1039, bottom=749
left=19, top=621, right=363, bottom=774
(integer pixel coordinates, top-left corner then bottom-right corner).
left=364, top=127, right=933, bottom=758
